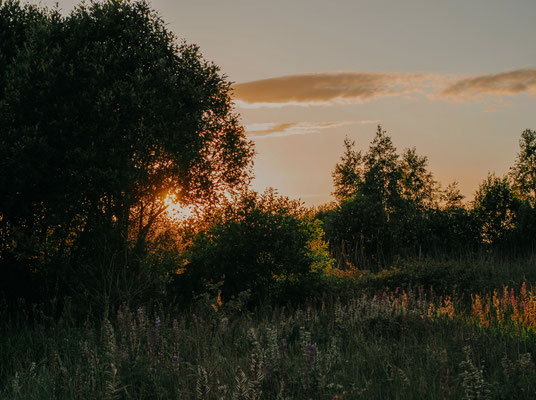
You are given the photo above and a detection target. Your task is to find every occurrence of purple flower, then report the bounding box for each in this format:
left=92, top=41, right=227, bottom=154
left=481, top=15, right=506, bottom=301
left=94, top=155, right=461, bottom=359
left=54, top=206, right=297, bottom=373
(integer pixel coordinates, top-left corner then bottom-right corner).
left=155, top=316, right=161, bottom=328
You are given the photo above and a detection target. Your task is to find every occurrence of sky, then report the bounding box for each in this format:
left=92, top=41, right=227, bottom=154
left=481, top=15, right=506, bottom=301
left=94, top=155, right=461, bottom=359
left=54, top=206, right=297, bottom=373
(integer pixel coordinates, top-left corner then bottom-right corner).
left=45, top=0, right=536, bottom=206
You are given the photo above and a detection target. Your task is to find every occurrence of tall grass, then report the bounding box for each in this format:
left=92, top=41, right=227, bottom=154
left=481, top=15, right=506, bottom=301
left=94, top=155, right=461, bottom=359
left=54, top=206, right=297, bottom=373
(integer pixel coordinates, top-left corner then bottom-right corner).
left=2, top=284, right=536, bottom=399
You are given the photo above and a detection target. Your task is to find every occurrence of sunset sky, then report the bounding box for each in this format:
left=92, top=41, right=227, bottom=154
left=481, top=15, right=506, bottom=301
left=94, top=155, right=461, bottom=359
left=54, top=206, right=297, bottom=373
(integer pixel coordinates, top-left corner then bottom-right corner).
left=48, top=0, right=536, bottom=206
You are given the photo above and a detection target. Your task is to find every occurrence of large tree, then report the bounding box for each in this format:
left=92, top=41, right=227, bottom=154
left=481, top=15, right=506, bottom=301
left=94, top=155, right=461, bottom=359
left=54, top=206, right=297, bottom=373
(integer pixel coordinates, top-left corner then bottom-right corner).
left=0, top=0, right=253, bottom=306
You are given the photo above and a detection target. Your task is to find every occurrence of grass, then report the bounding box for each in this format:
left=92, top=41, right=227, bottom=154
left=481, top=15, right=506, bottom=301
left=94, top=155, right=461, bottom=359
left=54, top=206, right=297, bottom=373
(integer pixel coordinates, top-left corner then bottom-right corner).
left=3, top=275, right=536, bottom=399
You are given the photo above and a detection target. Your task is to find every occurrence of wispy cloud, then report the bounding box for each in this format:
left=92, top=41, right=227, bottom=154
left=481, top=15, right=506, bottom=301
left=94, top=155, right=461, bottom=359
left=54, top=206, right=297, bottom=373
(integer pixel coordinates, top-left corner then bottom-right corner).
left=440, top=68, right=536, bottom=99
left=245, top=120, right=378, bottom=138
left=233, top=68, right=536, bottom=108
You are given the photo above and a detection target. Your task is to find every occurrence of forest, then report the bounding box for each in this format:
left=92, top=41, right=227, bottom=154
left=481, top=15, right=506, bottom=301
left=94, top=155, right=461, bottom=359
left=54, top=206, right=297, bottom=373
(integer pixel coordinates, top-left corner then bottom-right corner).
left=1, top=0, right=536, bottom=398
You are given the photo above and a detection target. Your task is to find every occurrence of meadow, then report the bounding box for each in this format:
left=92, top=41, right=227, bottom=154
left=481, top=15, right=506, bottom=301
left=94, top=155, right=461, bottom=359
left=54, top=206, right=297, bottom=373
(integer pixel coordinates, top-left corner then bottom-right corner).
left=3, top=257, right=536, bottom=400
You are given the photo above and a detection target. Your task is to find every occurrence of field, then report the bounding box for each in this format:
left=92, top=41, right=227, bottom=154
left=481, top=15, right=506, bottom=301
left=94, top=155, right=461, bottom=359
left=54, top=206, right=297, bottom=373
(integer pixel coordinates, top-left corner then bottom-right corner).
left=3, top=258, right=536, bottom=400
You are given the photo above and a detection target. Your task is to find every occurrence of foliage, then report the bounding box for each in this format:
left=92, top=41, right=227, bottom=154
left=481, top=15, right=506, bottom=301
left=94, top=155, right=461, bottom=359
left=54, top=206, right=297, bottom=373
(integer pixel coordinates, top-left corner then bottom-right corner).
left=0, top=0, right=253, bottom=308
left=331, top=137, right=363, bottom=202
left=472, top=174, right=520, bottom=244
left=325, top=126, right=536, bottom=266
left=174, top=189, right=334, bottom=302
left=400, top=147, right=438, bottom=208
left=510, top=129, right=536, bottom=205
left=442, top=181, right=465, bottom=209
left=361, top=125, right=402, bottom=208
left=324, top=126, right=456, bottom=267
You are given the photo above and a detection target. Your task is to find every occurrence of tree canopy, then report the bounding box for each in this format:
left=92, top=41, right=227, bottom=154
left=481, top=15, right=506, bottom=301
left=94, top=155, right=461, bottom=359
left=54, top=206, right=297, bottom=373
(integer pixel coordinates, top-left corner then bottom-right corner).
left=0, top=0, right=254, bottom=306
left=510, top=129, right=536, bottom=205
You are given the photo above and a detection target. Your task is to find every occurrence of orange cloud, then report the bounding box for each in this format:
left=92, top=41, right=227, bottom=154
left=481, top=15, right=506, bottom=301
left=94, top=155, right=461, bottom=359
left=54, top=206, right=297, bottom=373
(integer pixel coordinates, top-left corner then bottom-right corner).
left=233, top=72, right=443, bottom=107
left=245, top=120, right=378, bottom=138
left=440, top=68, right=536, bottom=99
left=233, top=69, right=536, bottom=108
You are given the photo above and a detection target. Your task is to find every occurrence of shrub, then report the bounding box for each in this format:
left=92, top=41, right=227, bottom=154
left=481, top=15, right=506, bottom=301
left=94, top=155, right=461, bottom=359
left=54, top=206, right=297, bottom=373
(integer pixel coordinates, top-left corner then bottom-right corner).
left=173, top=189, right=334, bottom=302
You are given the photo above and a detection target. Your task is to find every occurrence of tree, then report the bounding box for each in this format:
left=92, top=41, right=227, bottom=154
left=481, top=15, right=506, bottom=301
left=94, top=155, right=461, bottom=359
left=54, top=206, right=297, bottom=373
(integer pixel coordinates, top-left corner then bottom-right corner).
left=472, top=174, right=519, bottom=244
left=442, top=181, right=465, bottom=209
left=400, top=147, right=438, bottom=208
left=510, top=129, right=536, bottom=205
left=362, top=125, right=402, bottom=208
left=332, top=137, right=363, bottom=202
left=0, top=0, right=254, bottom=307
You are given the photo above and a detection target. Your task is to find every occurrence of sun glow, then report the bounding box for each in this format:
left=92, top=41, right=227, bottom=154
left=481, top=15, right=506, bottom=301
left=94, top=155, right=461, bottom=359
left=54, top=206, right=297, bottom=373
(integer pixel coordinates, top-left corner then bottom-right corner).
left=164, top=194, right=194, bottom=221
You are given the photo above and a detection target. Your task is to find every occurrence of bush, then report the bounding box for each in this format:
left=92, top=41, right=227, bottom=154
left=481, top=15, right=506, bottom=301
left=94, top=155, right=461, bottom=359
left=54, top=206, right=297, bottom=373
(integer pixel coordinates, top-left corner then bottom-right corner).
left=173, top=189, right=334, bottom=302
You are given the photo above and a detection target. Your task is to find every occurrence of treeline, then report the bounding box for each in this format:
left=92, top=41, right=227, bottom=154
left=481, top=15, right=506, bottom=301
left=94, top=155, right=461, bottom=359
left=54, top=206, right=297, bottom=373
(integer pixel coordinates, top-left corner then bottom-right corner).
left=318, top=126, right=536, bottom=268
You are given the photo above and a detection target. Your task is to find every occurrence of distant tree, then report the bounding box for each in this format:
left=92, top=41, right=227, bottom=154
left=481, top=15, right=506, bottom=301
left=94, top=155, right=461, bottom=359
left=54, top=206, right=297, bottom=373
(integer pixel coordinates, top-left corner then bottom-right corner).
left=328, top=126, right=438, bottom=266
left=400, top=147, right=438, bottom=208
left=442, top=181, right=465, bottom=209
left=510, top=129, right=536, bottom=205
left=362, top=125, right=402, bottom=208
left=332, top=137, right=363, bottom=202
left=472, top=174, right=519, bottom=244
left=0, top=0, right=253, bottom=307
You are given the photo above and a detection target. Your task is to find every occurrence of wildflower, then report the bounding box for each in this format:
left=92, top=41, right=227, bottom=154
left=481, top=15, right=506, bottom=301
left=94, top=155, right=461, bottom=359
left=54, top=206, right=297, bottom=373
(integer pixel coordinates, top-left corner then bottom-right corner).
left=137, top=306, right=144, bottom=316
left=401, top=290, right=408, bottom=309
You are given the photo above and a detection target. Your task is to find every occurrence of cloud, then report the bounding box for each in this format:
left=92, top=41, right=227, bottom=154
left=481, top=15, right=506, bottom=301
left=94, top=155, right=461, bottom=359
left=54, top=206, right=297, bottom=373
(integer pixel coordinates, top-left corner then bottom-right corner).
left=233, top=72, right=444, bottom=107
left=245, top=120, right=378, bottom=139
left=233, top=68, right=536, bottom=108
left=440, top=68, right=536, bottom=99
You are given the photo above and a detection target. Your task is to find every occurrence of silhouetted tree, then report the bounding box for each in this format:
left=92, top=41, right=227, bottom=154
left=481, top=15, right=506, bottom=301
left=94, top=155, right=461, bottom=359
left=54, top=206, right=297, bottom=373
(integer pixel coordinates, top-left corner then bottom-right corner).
left=510, top=129, right=536, bottom=205
left=0, top=0, right=253, bottom=308
left=442, top=181, right=465, bottom=209
left=362, top=125, right=402, bottom=209
left=325, top=126, right=490, bottom=265
left=332, top=137, right=363, bottom=202
left=472, top=174, right=519, bottom=244
left=400, top=147, right=438, bottom=208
